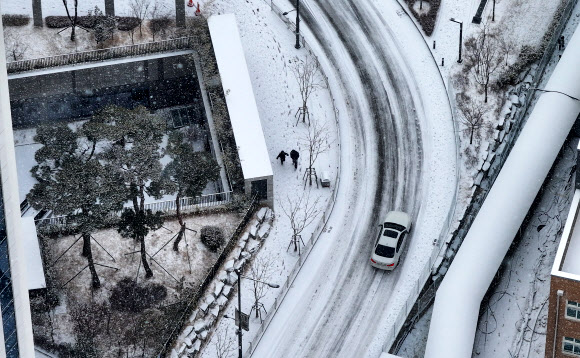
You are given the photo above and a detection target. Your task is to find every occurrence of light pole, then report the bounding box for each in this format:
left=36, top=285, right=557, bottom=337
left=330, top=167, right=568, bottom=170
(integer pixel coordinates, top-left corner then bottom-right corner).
left=233, top=269, right=279, bottom=358
left=282, top=0, right=301, bottom=49
left=450, top=18, right=463, bottom=63
left=492, top=0, right=496, bottom=22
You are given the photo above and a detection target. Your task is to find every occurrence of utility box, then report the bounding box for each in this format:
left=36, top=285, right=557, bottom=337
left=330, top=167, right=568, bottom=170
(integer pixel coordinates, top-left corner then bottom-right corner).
left=320, top=171, right=331, bottom=187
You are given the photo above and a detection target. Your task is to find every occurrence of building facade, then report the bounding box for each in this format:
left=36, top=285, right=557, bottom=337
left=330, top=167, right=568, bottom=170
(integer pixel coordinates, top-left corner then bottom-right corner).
left=0, top=10, right=36, bottom=358
left=546, top=156, right=580, bottom=358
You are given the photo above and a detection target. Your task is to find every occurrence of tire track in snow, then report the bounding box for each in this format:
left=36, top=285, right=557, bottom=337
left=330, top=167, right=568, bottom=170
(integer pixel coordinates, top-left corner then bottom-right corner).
left=252, top=0, right=424, bottom=356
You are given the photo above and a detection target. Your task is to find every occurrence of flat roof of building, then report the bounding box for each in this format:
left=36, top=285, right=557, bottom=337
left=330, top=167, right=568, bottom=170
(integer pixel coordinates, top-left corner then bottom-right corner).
left=207, top=14, right=273, bottom=180
left=553, top=186, right=580, bottom=279
left=21, top=217, right=45, bottom=290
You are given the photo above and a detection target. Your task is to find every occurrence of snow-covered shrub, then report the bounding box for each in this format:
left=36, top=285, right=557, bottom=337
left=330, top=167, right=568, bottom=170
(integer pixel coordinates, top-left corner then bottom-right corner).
left=2, top=14, right=30, bottom=26
left=200, top=226, right=225, bottom=252
left=117, top=17, right=140, bottom=31
left=403, top=0, right=441, bottom=36
left=45, top=15, right=98, bottom=29
left=45, top=16, right=71, bottom=28
left=149, top=16, right=172, bottom=41
left=110, top=278, right=167, bottom=313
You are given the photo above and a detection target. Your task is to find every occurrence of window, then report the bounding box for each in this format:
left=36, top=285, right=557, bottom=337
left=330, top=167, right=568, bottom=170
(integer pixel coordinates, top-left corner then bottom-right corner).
left=383, top=229, right=399, bottom=238
left=375, top=245, right=395, bottom=258
left=396, top=232, right=406, bottom=252
left=375, top=225, right=382, bottom=245
left=567, top=300, right=580, bottom=320
left=563, top=337, right=580, bottom=356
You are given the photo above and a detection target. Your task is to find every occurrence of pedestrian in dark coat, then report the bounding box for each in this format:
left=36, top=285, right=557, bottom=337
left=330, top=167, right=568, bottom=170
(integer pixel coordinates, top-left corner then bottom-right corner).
left=276, top=150, right=289, bottom=165
left=290, top=149, right=299, bottom=169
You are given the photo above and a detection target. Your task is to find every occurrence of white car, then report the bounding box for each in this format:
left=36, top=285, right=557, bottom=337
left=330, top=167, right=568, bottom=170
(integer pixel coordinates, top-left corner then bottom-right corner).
left=370, top=211, right=411, bottom=270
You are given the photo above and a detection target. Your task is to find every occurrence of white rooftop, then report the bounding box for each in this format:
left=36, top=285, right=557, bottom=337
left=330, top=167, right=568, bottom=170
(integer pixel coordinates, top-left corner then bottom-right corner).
left=21, top=216, right=46, bottom=290
left=553, top=187, right=580, bottom=278
left=207, top=14, right=273, bottom=180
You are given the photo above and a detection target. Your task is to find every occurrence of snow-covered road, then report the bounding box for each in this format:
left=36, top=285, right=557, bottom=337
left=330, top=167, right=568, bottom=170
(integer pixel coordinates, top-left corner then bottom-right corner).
left=252, top=0, right=456, bottom=357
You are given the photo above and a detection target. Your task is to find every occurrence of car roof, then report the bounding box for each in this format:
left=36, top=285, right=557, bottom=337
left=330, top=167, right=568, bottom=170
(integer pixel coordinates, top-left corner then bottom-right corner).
left=378, top=235, right=398, bottom=247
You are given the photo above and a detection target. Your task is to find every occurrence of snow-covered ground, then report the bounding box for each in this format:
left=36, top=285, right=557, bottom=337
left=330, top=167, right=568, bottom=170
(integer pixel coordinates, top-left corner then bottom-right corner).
left=398, top=138, right=578, bottom=358
left=3, top=0, right=566, bottom=356
left=398, top=0, right=580, bottom=356
left=37, top=211, right=241, bottom=353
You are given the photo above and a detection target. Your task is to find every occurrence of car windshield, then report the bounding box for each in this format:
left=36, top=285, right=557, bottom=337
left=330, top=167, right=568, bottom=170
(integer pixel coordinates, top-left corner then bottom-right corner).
left=383, top=229, right=399, bottom=238
left=384, top=222, right=406, bottom=231
left=375, top=244, right=395, bottom=258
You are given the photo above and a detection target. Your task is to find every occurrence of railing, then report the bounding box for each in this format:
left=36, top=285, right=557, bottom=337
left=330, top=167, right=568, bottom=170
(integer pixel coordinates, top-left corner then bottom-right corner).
left=243, top=3, right=342, bottom=356
left=34, top=191, right=233, bottom=232
left=143, top=191, right=232, bottom=214
left=157, top=195, right=260, bottom=357
left=7, top=37, right=195, bottom=74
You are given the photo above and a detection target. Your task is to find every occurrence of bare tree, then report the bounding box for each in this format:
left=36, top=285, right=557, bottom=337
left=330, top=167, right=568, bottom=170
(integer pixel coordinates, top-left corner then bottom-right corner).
left=301, top=118, right=332, bottom=187
left=279, top=190, right=321, bottom=254
left=497, top=31, right=517, bottom=67
left=214, top=327, right=235, bottom=358
left=61, top=0, right=88, bottom=41
left=3, top=30, right=29, bottom=61
left=291, top=56, right=326, bottom=125
left=464, top=24, right=502, bottom=103
left=148, top=2, right=171, bottom=41
left=130, top=0, right=150, bottom=37
left=248, top=257, right=275, bottom=320
left=456, top=94, right=489, bottom=145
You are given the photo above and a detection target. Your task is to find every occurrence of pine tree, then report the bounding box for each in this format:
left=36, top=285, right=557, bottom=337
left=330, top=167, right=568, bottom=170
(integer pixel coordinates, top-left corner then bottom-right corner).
left=93, top=105, right=166, bottom=278
left=158, top=130, right=220, bottom=251
left=28, top=123, right=125, bottom=289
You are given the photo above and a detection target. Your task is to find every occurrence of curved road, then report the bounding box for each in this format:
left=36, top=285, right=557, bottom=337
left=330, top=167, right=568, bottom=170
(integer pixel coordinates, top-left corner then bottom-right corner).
left=251, top=0, right=441, bottom=357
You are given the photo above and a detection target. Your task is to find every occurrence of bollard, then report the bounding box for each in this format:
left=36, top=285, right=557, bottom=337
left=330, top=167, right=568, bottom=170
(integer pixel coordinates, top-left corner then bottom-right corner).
left=441, top=57, right=444, bottom=66
left=433, top=40, right=436, bottom=49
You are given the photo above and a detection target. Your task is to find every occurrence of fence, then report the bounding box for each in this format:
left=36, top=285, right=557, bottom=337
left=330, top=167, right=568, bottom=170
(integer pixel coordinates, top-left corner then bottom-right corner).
left=34, top=191, right=233, bottom=233
left=6, top=37, right=195, bottom=73
left=142, top=191, right=232, bottom=214
left=157, top=195, right=259, bottom=357
left=385, top=0, right=579, bottom=353
left=242, top=4, right=342, bottom=357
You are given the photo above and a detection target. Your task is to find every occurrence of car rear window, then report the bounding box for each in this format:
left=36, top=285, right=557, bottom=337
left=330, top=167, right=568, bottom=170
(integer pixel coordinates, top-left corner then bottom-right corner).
left=375, top=244, right=395, bottom=258
left=384, top=222, right=406, bottom=231
left=383, top=229, right=399, bottom=238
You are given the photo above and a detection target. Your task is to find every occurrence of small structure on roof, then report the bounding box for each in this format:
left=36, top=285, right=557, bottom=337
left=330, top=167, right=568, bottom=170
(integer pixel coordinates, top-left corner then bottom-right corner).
left=207, top=14, right=273, bottom=207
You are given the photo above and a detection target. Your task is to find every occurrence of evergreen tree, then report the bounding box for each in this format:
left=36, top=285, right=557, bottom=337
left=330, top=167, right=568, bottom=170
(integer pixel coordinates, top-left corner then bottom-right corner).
left=94, top=105, right=166, bottom=278
left=28, top=123, right=125, bottom=289
left=159, top=131, right=220, bottom=251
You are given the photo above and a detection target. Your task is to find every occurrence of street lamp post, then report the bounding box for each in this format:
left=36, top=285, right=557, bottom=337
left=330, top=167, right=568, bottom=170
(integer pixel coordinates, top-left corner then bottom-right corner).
left=492, top=0, right=496, bottom=22
left=294, top=0, right=301, bottom=49
left=233, top=269, right=280, bottom=358
left=450, top=18, right=463, bottom=63
left=282, top=1, right=301, bottom=49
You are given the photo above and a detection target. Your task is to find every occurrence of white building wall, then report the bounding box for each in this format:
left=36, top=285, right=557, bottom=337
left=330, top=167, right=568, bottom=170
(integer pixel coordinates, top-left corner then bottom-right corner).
left=0, top=9, right=36, bottom=358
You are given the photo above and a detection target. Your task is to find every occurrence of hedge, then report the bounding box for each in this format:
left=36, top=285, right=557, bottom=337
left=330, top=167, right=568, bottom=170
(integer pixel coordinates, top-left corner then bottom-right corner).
left=403, top=0, right=441, bottom=37
left=117, top=16, right=140, bottom=31
left=2, top=14, right=30, bottom=26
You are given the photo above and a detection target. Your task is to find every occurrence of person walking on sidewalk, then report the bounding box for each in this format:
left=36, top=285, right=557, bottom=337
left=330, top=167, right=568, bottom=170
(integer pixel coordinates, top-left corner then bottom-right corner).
left=276, top=150, right=289, bottom=165
left=290, top=149, right=300, bottom=169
